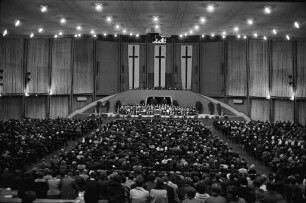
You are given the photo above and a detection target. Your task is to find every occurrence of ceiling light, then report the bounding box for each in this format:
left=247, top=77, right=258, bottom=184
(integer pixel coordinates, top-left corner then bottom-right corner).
left=184, top=33, right=188, bottom=37
left=194, top=25, right=199, bottom=30
left=264, top=6, right=271, bottom=14
left=3, top=29, right=8, bottom=36
left=263, top=36, right=267, bottom=40
left=60, top=18, right=66, bottom=24
left=40, top=5, right=48, bottom=13
left=122, top=29, right=127, bottom=34
left=200, top=17, right=206, bottom=24
left=38, top=28, right=43, bottom=33
left=222, top=35, right=226, bottom=39
left=30, top=33, right=34, bottom=38
left=136, top=34, right=139, bottom=38
left=233, top=26, right=239, bottom=32
left=155, top=25, right=159, bottom=29
left=90, top=29, right=95, bottom=34
left=129, top=32, right=133, bottom=36
left=201, top=34, right=205, bottom=38
left=294, top=21, right=300, bottom=29
left=95, top=3, right=103, bottom=12
left=222, top=31, right=227, bottom=35
left=103, top=33, right=107, bottom=36
left=247, top=19, right=254, bottom=25
left=153, top=16, right=159, bottom=23
left=76, top=25, right=82, bottom=30
left=211, top=33, right=215, bottom=37
left=243, top=35, right=247, bottom=39
left=207, top=4, right=215, bottom=13
left=286, top=34, right=290, bottom=40
left=74, top=34, right=78, bottom=38
left=253, top=33, right=258, bottom=38
left=54, top=34, right=58, bottom=38
left=114, top=34, right=118, bottom=38
left=78, top=33, right=81, bottom=37
left=179, top=34, right=183, bottom=38
left=115, top=24, right=120, bottom=29
left=15, top=20, right=21, bottom=27
left=93, top=34, right=97, bottom=38
left=106, top=16, right=112, bottom=23
left=237, top=34, right=241, bottom=39
left=189, top=30, right=193, bottom=34
left=58, top=31, right=63, bottom=36
left=272, top=29, right=277, bottom=35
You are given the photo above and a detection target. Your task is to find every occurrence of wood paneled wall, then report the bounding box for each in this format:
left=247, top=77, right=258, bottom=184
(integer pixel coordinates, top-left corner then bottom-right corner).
left=0, top=35, right=305, bottom=124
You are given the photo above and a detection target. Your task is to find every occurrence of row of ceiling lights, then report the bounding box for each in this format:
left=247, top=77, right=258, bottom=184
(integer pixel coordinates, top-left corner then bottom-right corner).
left=1, top=3, right=302, bottom=41
left=179, top=4, right=301, bottom=41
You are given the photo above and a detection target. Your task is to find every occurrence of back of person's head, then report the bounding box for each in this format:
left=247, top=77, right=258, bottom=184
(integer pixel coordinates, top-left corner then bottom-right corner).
left=227, top=186, right=239, bottom=201
left=36, top=172, right=44, bottom=179
left=185, top=187, right=196, bottom=199
left=155, top=177, right=164, bottom=189
left=266, top=182, right=277, bottom=191
left=148, top=173, right=156, bottom=182
left=211, top=183, right=222, bottom=195
left=89, top=171, right=97, bottom=179
left=21, top=191, right=36, bottom=203
left=196, top=181, right=207, bottom=194
left=135, top=175, right=144, bottom=187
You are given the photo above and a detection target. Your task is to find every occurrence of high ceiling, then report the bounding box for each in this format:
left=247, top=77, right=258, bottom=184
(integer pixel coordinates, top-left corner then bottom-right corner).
left=1, top=0, right=306, bottom=39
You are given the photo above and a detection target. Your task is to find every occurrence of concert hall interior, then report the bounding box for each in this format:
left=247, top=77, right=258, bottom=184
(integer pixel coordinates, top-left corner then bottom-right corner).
left=0, top=0, right=306, bottom=203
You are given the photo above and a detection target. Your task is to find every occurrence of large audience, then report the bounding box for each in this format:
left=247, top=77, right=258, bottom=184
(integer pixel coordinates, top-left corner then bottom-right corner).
left=214, top=120, right=306, bottom=176
left=0, top=118, right=100, bottom=172
left=0, top=118, right=305, bottom=203
left=118, top=104, right=198, bottom=116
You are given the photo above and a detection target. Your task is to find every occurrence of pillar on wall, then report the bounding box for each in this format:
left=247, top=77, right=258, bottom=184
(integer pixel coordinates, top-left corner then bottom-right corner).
left=69, top=38, right=75, bottom=114
left=223, top=38, right=228, bottom=104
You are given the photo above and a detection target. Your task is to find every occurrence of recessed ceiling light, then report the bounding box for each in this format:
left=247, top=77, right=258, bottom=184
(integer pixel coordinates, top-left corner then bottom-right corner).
left=179, top=34, right=183, bottom=38
left=243, top=35, right=247, bottom=39
left=237, top=34, right=241, bottom=39
left=60, top=18, right=66, bottom=24
left=114, top=34, right=118, bottom=38
left=54, top=34, right=58, bottom=38
left=129, top=32, right=133, bottom=36
left=201, top=34, right=205, bottom=38
left=40, top=5, right=48, bottom=13
left=58, top=31, right=63, bottom=36
left=253, top=33, right=258, bottom=38
left=286, top=34, right=290, bottom=40
left=38, top=28, right=43, bottom=33
left=200, top=17, right=206, bottom=24
left=233, top=26, right=239, bottom=32
left=76, top=25, right=82, bottom=30
left=95, top=3, right=103, bottom=12
left=115, top=24, right=120, bottom=29
left=153, top=16, right=159, bottom=23
left=222, top=35, right=226, bottom=39
left=294, top=21, right=300, bottom=29
left=155, top=25, right=159, bottom=29
left=15, top=20, right=21, bottom=27
left=222, top=31, right=227, bottom=35
left=247, top=19, right=254, bottom=25
left=207, top=4, right=215, bottom=13
left=211, top=33, right=215, bottom=37
left=189, top=30, right=193, bottom=34
left=106, top=16, right=112, bottom=23
left=184, top=33, right=188, bottom=37
left=272, top=29, right=277, bottom=35
left=263, top=36, right=267, bottom=40
left=78, top=33, right=82, bottom=37
left=264, top=6, right=271, bottom=14
left=30, top=33, right=34, bottom=38
left=122, top=29, right=127, bottom=34
left=3, top=29, right=8, bottom=36
left=103, top=33, right=107, bottom=36
left=194, top=25, right=199, bottom=30
left=93, top=34, right=97, bottom=38
left=90, top=29, right=95, bottom=34
left=74, top=34, right=78, bottom=38
left=136, top=34, right=139, bottom=38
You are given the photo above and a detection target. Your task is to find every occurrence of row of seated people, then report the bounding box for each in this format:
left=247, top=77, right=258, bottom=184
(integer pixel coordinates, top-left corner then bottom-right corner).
left=1, top=166, right=305, bottom=203
left=130, top=87, right=189, bottom=90
left=214, top=120, right=306, bottom=176
left=0, top=118, right=304, bottom=203
left=0, top=117, right=101, bottom=172
left=118, top=104, right=199, bottom=116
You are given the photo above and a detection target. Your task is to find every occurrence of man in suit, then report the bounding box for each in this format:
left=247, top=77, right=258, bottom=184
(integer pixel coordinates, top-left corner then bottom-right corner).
left=84, top=171, right=99, bottom=203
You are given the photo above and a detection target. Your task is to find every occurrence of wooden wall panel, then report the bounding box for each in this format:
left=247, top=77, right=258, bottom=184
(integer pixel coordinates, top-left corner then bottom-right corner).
left=271, top=41, right=293, bottom=97
left=0, top=96, right=22, bottom=120
left=50, top=96, right=69, bottom=118
left=73, top=37, right=94, bottom=94
left=25, top=96, right=47, bottom=119
left=51, top=38, right=72, bottom=94
left=0, top=39, right=24, bottom=94
left=72, top=95, right=93, bottom=112
left=96, top=41, right=119, bottom=94
left=297, top=101, right=306, bottom=125
left=274, top=99, right=294, bottom=122
left=227, top=37, right=247, bottom=96
left=296, top=41, right=306, bottom=98
left=27, top=39, right=49, bottom=93
left=201, top=41, right=223, bottom=96
left=249, top=39, right=269, bottom=97
left=251, top=99, right=270, bottom=121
